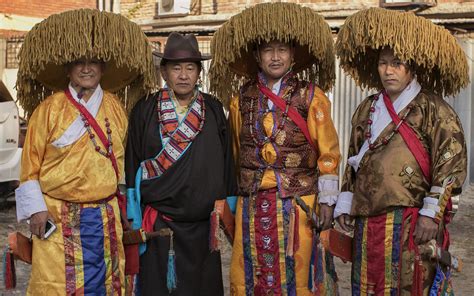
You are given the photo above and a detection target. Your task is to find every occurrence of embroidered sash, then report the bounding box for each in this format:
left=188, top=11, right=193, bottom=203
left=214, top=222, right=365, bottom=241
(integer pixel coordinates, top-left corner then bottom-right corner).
left=140, top=89, right=205, bottom=180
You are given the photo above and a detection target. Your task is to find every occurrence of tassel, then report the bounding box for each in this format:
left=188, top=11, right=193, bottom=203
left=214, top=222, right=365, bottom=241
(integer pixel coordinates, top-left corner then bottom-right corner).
left=167, top=232, right=177, bottom=293
left=286, top=207, right=295, bottom=256
left=308, top=232, right=318, bottom=293
left=209, top=209, right=220, bottom=251
left=3, top=246, right=16, bottom=290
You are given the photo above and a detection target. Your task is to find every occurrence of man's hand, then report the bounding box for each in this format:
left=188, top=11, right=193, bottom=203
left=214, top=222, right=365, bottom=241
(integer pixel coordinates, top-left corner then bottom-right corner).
left=29, top=211, right=50, bottom=239
left=414, top=216, right=438, bottom=245
left=319, top=204, right=334, bottom=230
left=336, top=214, right=354, bottom=233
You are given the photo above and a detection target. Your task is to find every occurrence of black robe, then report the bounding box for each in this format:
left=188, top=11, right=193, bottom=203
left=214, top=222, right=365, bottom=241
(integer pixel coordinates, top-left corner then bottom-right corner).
left=125, top=91, right=235, bottom=296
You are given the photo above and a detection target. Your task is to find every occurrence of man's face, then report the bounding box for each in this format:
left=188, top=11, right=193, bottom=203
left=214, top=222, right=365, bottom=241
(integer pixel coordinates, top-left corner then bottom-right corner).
left=257, top=40, right=294, bottom=82
left=161, top=62, right=199, bottom=100
left=377, top=48, right=413, bottom=100
left=67, top=58, right=104, bottom=90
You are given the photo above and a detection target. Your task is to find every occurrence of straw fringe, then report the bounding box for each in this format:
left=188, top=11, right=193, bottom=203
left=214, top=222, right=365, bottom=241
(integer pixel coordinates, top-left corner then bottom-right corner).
left=16, top=9, right=157, bottom=117
left=209, top=3, right=335, bottom=107
left=336, top=7, right=469, bottom=97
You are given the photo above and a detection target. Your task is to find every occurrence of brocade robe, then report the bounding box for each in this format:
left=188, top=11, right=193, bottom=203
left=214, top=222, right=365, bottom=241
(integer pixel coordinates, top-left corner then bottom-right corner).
left=19, top=90, right=128, bottom=295
left=341, top=90, right=467, bottom=217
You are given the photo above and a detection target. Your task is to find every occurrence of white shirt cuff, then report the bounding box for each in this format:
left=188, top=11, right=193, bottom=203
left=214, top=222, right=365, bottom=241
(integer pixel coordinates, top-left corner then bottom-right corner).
left=15, top=180, right=47, bottom=222
left=318, top=175, right=339, bottom=206
left=334, top=191, right=353, bottom=218
left=418, top=197, right=440, bottom=219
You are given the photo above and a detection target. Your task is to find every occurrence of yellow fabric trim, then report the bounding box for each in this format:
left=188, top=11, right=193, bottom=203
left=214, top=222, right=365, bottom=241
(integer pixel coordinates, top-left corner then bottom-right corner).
left=307, top=87, right=340, bottom=176
left=361, top=220, right=368, bottom=294
left=384, top=212, right=394, bottom=294
left=101, top=206, right=113, bottom=295
left=276, top=196, right=287, bottom=293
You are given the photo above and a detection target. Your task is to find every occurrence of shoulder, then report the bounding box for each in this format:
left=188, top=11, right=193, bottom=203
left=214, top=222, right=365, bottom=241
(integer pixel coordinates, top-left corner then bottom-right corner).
left=416, top=90, right=459, bottom=118
left=29, top=91, right=67, bottom=120
left=201, top=92, right=226, bottom=122
left=350, top=94, right=376, bottom=125
left=103, top=91, right=127, bottom=115
left=202, top=92, right=224, bottom=109
left=241, top=79, right=257, bottom=95
left=130, top=91, right=159, bottom=117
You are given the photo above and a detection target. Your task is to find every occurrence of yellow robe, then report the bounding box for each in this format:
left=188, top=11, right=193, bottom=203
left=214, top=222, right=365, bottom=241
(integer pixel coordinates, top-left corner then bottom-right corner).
left=20, top=91, right=128, bottom=295
left=229, top=86, right=341, bottom=295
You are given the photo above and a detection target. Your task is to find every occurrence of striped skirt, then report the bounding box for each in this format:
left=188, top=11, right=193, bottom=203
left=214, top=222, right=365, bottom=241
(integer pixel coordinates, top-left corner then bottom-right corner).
left=27, top=196, right=125, bottom=296
left=352, top=208, right=436, bottom=296
left=230, top=191, right=338, bottom=296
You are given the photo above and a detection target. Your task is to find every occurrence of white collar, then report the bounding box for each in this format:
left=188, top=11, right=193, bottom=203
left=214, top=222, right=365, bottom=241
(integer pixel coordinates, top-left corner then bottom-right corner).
left=348, top=78, right=421, bottom=171
left=52, top=84, right=104, bottom=148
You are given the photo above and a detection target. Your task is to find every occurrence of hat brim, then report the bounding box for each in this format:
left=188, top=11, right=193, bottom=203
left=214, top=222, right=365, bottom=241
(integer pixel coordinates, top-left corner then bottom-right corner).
left=336, top=7, right=469, bottom=96
left=36, top=59, right=140, bottom=93
left=153, top=51, right=211, bottom=61
left=229, top=43, right=315, bottom=78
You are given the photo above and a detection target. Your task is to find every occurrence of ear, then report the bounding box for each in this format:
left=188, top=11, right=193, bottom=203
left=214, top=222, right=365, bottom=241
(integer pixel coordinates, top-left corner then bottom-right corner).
left=160, top=65, right=168, bottom=81
left=254, top=50, right=261, bottom=64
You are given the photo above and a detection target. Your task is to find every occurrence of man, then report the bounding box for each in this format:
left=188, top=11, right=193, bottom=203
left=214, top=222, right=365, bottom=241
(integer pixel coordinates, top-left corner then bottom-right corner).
left=14, top=9, right=156, bottom=295
left=125, top=32, right=235, bottom=295
left=209, top=3, right=341, bottom=295
left=335, top=8, right=468, bottom=295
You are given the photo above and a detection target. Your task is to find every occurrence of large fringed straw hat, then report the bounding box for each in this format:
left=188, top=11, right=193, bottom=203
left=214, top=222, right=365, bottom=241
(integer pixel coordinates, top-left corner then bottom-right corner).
left=17, top=9, right=157, bottom=117
left=209, top=2, right=335, bottom=107
left=336, top=7, right=469, bottom=97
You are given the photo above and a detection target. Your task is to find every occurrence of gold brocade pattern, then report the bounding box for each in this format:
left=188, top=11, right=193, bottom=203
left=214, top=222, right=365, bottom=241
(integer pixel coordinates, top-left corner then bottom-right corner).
left=21, top=91, right=127, bottom=295
left=341, top=91, right=467, bottom=216
left=20, top=91, right=128, bottom=203
left=229, top=81, right=340, bottom=195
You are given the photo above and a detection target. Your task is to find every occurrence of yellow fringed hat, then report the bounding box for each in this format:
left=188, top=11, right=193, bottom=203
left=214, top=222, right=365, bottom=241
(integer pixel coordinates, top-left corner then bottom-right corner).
left=209, top=2, right=335, bottom=106
left=16, top=9, right=157, bottom=117
left=336, top=7, right=469, bottom=96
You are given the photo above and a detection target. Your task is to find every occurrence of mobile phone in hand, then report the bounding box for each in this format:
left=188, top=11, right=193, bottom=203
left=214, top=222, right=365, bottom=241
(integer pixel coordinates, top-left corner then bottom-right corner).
left=44, top=219, right=57, bottom=239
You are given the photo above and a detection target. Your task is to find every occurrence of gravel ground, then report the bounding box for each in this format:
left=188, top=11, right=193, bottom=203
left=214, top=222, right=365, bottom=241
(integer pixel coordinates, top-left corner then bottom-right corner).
left=1, top=185, right=473, bottom=295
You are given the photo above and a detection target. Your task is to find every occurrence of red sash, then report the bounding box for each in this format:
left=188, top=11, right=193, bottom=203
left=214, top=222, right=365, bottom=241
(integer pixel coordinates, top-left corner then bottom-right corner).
left=64, top=88, right=139, bottom=275
left=257, top=83, right=317, bottom=152
left=382, top=91, right=431, bottom=183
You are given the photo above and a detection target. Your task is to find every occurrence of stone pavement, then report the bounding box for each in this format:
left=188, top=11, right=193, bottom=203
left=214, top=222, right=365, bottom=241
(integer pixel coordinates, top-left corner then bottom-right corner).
left=1, top=185, right=473, bottom=295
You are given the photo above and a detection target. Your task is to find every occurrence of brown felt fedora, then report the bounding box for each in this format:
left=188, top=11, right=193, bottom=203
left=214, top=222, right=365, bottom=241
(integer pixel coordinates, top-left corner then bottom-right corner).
left=154, top=32, right=211, bottom=62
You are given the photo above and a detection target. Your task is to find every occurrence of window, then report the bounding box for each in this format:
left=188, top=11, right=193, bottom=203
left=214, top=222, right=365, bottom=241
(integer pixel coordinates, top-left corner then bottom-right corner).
left=6, top=37, right=23, bottom=69
left=380, top=0, right=436, bottom=9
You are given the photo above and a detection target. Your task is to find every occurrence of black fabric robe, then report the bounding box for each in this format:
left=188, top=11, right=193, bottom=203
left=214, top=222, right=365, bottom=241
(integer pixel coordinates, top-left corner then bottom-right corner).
left=125, top=91, right=236, bottom=296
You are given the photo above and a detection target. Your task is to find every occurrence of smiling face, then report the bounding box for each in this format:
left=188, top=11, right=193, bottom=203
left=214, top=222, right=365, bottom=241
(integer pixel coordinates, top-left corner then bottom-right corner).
left=161, top=61, right=200, bottom=101
left=67, top=58, right=104, bottom=90
left=377, top=48, right=413, bottom=101
left=256, top=40, right=294, bottom=86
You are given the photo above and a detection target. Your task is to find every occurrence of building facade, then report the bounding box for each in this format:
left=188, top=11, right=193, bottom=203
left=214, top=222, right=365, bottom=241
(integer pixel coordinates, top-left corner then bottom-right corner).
left=121, top=0, right=474, bottom=183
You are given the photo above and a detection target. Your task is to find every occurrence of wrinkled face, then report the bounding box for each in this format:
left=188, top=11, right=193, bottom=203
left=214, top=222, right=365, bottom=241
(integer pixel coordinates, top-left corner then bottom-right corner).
left=256, top=40, right=294, bottom=82
left=161, top=62, right=199, bottom=100
left=377, top=48, right=413, bottom=100
left=67, top=58, right=104, bottom=90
